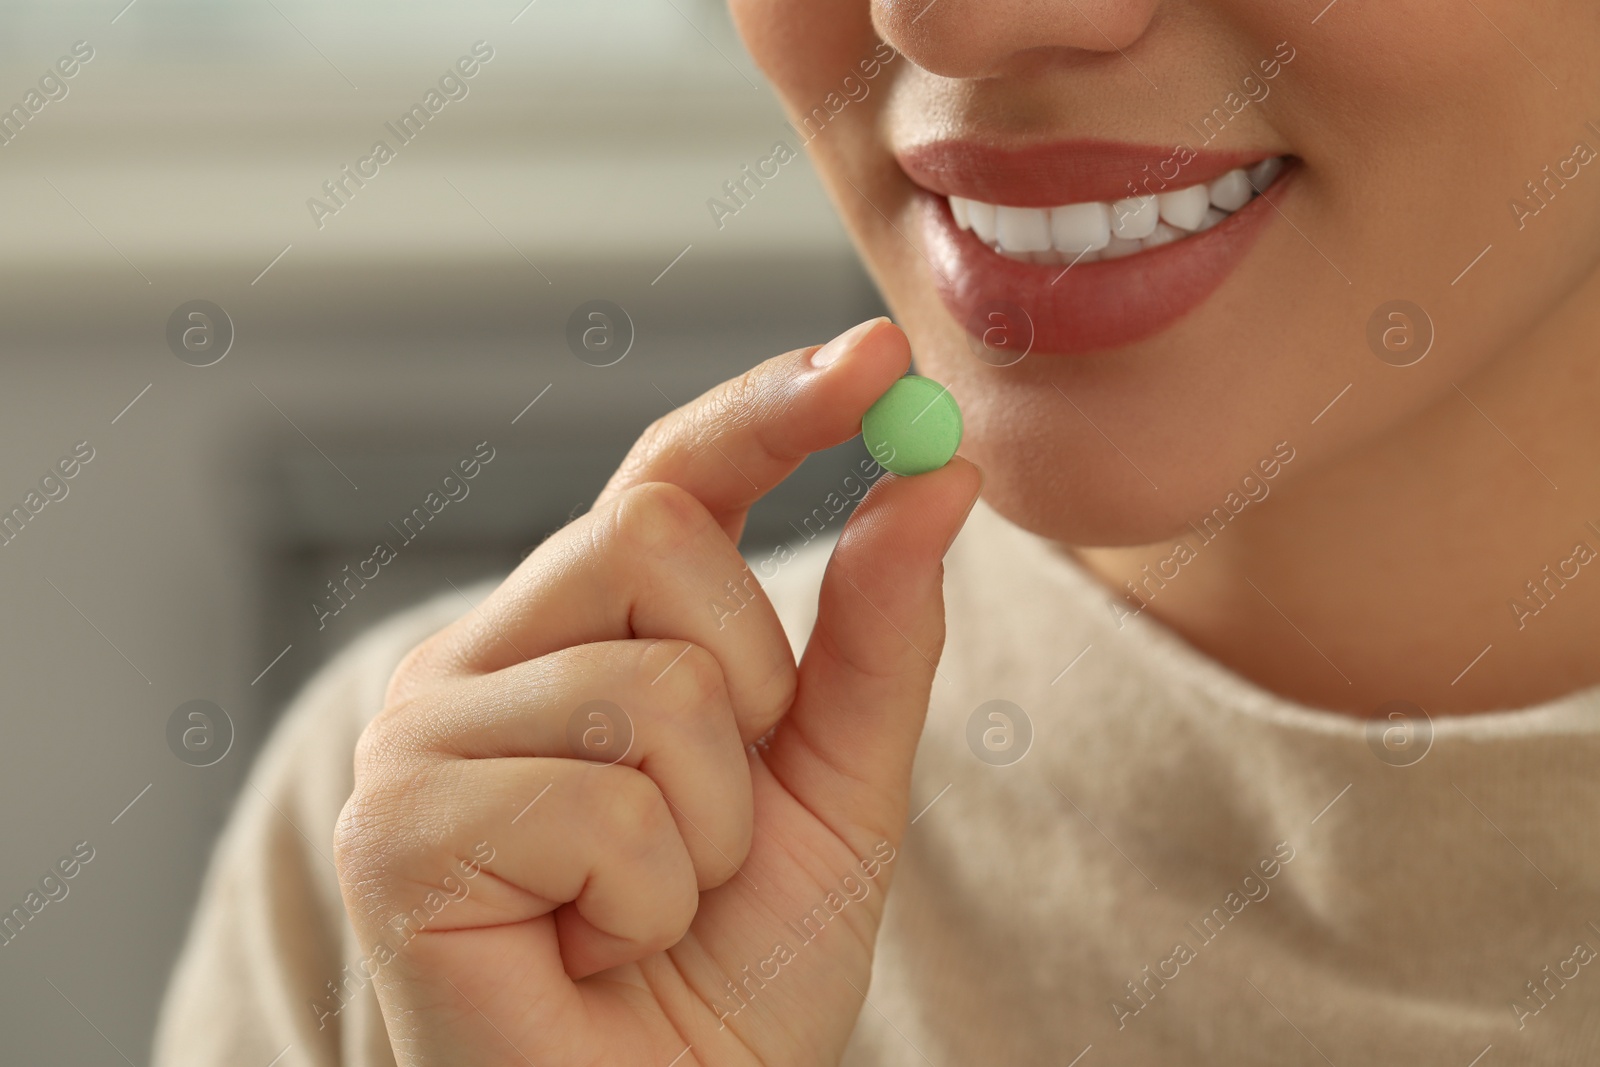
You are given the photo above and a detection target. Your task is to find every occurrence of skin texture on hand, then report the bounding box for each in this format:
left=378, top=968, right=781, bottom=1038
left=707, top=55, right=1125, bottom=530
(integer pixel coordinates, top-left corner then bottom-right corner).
left=334, top=320, right=982, bottom=1066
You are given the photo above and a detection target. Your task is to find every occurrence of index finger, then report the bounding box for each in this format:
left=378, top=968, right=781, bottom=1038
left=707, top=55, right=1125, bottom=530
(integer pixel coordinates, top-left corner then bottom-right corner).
left=597, top=316, right=911, bottom=542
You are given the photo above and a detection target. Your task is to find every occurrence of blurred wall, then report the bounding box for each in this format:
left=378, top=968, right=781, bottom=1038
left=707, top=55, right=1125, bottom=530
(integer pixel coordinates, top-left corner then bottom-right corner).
left=0, top=2, right=885, bottom=1061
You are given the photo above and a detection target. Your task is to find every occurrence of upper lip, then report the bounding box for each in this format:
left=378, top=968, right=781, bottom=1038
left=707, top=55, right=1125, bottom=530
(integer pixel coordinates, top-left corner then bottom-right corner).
left=895, top=138, right=1279, bottom=207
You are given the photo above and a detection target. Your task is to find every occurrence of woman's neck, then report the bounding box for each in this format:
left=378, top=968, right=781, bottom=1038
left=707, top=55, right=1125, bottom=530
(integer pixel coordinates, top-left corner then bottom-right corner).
left=1071, top=274, right=1600, bottom=717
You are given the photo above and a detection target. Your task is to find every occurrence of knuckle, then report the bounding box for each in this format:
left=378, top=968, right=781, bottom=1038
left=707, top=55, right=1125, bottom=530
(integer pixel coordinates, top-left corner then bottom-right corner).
left=755, top=642, right=799, bottom=724
left=644, top=640, right=726, bottom=728
left=332, top=766, right=449, bottom=928
left=573, top=767, right=701, bottom=947
left=693, top=797, right=754, bottom=891
left=636, top=411, right=678, bottom=456
left=650, top=369, right=764, bottom=454
left=697, top=842, right=749, bottom=893
left=385, top=634, right=450, bottom=706
left=352, top=699, right=419, bottom=777
left=352, top=712, right=393, bottom=775
left=350, top=725, right=384, bottom=779
left=608, top=415, right=673, bottom=488
left=609, top=480, right=715, bottom=559
left=332, top=782, right=404, bottom=888
left=634, top=877, right=700, bottom=954
left=583, top=764, right=675, bottom=859
left=702, top=368, right=763, bottom=433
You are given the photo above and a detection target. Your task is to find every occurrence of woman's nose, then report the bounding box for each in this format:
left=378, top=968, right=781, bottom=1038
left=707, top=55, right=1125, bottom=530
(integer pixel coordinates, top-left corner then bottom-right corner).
left=871, top=0, right=1163, bottom=80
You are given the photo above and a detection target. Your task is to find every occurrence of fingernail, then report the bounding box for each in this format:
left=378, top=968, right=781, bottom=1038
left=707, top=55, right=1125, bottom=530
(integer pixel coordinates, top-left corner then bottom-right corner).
left=811, top=317, right=887, bottom=369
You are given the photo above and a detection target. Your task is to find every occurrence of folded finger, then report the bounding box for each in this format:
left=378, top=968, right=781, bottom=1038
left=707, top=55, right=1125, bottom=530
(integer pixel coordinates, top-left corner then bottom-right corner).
left=391, top=481, right=795, bottom=741
left=370, top=638, right=754, bottom=888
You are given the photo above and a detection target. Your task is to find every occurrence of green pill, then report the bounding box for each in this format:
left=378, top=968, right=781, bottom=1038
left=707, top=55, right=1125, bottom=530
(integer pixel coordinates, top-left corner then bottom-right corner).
left=861, top=374, right=963, bottom=476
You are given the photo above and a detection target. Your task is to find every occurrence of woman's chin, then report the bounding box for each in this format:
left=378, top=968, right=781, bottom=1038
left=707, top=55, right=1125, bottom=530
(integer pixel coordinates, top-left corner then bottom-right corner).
left=964, top=442, right=1219, bottom=550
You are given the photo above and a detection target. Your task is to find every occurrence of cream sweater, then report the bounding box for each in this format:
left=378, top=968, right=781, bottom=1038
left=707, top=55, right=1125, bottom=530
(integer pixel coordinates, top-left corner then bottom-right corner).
left=153, top=498, right=1600, bottom=1065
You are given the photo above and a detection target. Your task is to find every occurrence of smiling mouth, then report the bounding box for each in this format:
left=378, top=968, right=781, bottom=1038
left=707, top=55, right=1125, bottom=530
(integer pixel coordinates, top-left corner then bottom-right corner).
left=896, top=138, right=1295, bottom=355
left=948, top=155, right=1289, bottom=266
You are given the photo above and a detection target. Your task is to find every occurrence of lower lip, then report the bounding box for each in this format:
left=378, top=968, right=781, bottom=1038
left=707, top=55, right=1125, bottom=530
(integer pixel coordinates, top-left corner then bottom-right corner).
left=917, top=167, right=1293, bottom=357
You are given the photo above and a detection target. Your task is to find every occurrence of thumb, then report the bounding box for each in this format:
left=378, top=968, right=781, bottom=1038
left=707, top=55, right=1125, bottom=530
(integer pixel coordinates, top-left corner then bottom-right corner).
left=772, top=455, right=982, bottom=847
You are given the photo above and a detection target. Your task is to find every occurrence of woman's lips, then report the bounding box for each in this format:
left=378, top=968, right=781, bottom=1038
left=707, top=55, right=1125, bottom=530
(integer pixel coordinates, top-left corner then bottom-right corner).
left=896, top=140, right=1292, bottom=357
left=897, top=139, right=1264, bottom=206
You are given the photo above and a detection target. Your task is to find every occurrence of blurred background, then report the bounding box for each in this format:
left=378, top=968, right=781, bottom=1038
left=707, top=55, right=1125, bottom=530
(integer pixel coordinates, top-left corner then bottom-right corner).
left=0, top=1, right=884, bottom=1060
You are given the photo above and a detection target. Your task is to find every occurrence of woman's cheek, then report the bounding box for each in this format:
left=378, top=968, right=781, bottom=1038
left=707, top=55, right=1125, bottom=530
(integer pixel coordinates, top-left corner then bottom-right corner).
left=728, top=0, right=879, bottom=114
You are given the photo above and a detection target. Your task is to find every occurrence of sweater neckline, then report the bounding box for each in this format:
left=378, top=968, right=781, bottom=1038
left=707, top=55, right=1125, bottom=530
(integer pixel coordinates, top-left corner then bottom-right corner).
left=963, top=497, right=1600, bottom=741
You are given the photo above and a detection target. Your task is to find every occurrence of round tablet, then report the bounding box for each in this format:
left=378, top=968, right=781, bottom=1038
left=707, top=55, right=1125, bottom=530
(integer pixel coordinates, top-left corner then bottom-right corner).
left=861, top=374, right=963, bottom=476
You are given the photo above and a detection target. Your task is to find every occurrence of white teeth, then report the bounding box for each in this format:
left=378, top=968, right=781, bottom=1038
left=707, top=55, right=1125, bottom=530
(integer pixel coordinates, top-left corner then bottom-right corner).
left=1050, top=201, right=1111, bottom=254
left=1207, top=169, right=1254, bottom=212
left=1248, top=156, right=1283, bottom=193
left=1142, top=223, right=1183, bottom=250
left=950, top=196, right=971, bottom=230
left=948, top=156, right=1285, bottom=264
left=966, top=199, right=998, bottom=244
left=1100, top=235, right=1143, bottom=260
left=1157, top=184, right=1210, bottom=231
left=1110, top=195, right=1159, bottom=240
left=995, top=205, right=1053, bottom=253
